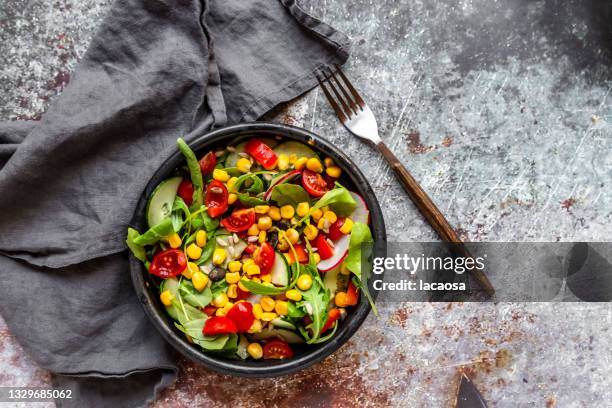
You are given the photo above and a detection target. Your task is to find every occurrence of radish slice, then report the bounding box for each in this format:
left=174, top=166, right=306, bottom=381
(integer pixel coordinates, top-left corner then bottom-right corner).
left=263, top=170, right=301, bottom=201
left=317, top=192, right=370, bottom=272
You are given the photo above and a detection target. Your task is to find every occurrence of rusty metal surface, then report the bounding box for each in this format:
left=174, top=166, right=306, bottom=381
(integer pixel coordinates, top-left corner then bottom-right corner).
left=2, top=0, right=612, bottom=407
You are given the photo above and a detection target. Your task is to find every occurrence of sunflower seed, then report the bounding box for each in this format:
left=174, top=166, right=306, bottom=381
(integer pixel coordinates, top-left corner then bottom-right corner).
left=238, top=152, right=249, bottom=158
left=216, top=237, right=228, bottom=246
left=210, top=186, right=223, bottom=194
left=199, top=265, right=211, bottom=275
left=247, top=236, right=259, bottom=243
left=304, top=302, right=313, bottom=315
left=263, top=174, right=272, bottom=181
left=227, top=246, right=235, bottom=258
left=232, top=233, right=240, bottom=244
left=226, top=146, right=236, bottom=152
left=326, top=238, right=334, bottom=248
left=214, top=150, right=225, bottom=157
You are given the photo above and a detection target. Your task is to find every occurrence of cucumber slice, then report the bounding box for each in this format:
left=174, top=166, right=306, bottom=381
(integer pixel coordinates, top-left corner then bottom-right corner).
left=146, top=177, right=182, bottom=228
left=271, top=318, right=297, bottom=330
left=270, top=251, right=289, bottom=287
left=273, top=141, right=318, bottom=159
left=251, top=328, right=305, bottom=344
left=225, top=138, right=278, bottom=168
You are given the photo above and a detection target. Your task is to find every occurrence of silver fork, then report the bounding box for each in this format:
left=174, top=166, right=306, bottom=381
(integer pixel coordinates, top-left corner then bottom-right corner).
left=316, top=65, right=494, bottom=296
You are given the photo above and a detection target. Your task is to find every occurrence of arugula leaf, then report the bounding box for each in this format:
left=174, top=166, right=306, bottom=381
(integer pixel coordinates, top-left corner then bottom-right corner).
left=126, top=228, right=146, bottom=262
left=178, top=280, right=212, bottom=308
left=177, top=138, right=203, bottom=210
left=237, top=193, right=267, bottom=207
left=193, top=334, right=230, bottom=350
left=171, top=196, right=191, bottom=233
left=271, top=184, right=309, bottom=206
left=298, top=270, right=330, bottom=344
left=210, top=280, right=229, bottom=298
left=343, top=222, right=378, bottom=315
left=170, top=298, right=206, bottom=323
left=234, top=173, right=265, bottom=194
left=133, top=218, right=174, bottom=246
left=195, top=238, right=215, bottom=265
left=174, top=318, right=207, bottom=341
left=239, top=278, right=287, bottom=295
left=200, top=209, right=219, bottom=233
left=300, top=187, right=356, bottom=223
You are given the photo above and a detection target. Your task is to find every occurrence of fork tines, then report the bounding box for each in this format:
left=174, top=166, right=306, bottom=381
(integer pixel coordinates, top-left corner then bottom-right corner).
left=315, top=64, right=365, bottom=123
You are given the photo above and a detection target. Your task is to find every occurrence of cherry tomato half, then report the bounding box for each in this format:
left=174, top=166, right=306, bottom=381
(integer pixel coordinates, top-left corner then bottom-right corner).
left=199, top=151, right=217, bottom=175
left=263, top=339, right=294, bottom=359
left=244, top=139, right=278, bottom=170
left=302, top=169, right=329, bottom=197
left=314, top=234, right=334, bottom=260
left=226, top=302, right=254, bottom=332
left=203, top=316, right=237, bottom=336
left=244, top=243, right=258, bottom=255
left=293, top=244, right=309, bottom=264
left=321, top=308, right=341, bottom=333
left=149, top=249, right=187, bottom=279
left=345, top=281, right=359, bottom=306
left=328, top=217, right=347, bottom=241
left=221, top=208, right=256, bottom=232
left=205, top=180, right=228, bottom=218
left=177, top=179, right=194, bottom=206
left=255, top=242, right=276, bottom=275
left=203, top=305, right=217, bottom=316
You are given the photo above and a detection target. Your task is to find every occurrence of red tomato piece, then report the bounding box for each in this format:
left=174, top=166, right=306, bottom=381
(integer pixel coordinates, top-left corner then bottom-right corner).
left=226, top=302, right=254, bottom=332
left=203, top=305, right=216, bottom=316
left=345, top=281, right=359, bottom=306
left=321, top=308, right=341, bottom=333
left=244, top=139, right=278, bottom=170
left=205, top=180, right=228, bottom=218
left=314, top=234, right=334, bottom=260
left=323, top=174, right=337, bottom=190
left=328, top=217, right=347, bottom=241
left=236, top=287, right=251, bottom=301
left=199, top=151, right=217, bottom=175
left=244, top=243, right=257, bottom=255
left=263, top=339, right=294, bottom=359
left=221, top=208, right=256, bottom=232
left=302, top=169, right=329, bottom=197
left=149, top=249, right=187, bottom=279
left=177, top=179, right=194, bottom=206
left=293, top=244, right=309, bottom=264
left=203, top=316, right=237, bottom=336
left=255, top=242, right=276, bottom=275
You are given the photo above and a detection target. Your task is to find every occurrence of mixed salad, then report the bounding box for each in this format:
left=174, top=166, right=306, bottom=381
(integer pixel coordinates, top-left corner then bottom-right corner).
left=127, top=137, right=375, bottom=360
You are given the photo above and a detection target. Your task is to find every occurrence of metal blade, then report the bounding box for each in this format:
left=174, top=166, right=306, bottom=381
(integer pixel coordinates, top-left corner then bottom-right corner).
left=455, top=373, right=488, bottom=408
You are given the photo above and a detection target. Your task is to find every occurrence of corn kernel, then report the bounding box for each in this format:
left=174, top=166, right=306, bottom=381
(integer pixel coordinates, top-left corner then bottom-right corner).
left=340, top=263, right=351, bottom=275
left=222, top=301, right=234, bottom=313
left=313, top=253, right=321, bottom=264
left=303, top=224, right=318, bottom=241
left=257, top=216, right=272, bottom=231
left=277, top=154, right=290, bottom=171
left=297, top=274, right=313, bottom=291
left=195, top=230, right=207, bottom=247
left=261, top=312, right=277, bottom=321
left=317, top=218, right=327, bottom=230
left=335, top=291, right=348, bottom=307
left=212, top=168, right=229, bottom=182
left=287, top=154, right=297, bottom=164
left=268, top=206, right=281, bottom=221
left=248, top=320, right=262, bottom=334
left=253, top=304, right=264, bottom=319
left=167, top=233, right=182, bottom=249
left=228, top=260, right=242, bottom=273
left=225, top=271, right=240, bottom=284
left=296, top=202, right=310, bottom=217
left=324, top=157, right=335, bottom=167
left=238, top=280, right=250, bottom=292
left=283, top=252, right=294, bottom=265
left=160, top=290, right=174, bottom=306
left=215, top=307, right=227, bottom=316
left=306, top=157, right=323, bottom=173
left=254, top=205, right=270, bottom=214
left=183, top=262, right=198, bottom=279
left=280, top=205, right=295, bottom=219
left=212, top=247, right=226, bottom=265
left=247, top=342, right=263, bottom=359
left=251, top=277, right=261, bottom=283
left=285, top=228, right=299, bottom=244
left=261, top=273, right=272, bottom=283
left=285, top=289, right=303, bottom=301
left=213, top=293, right=229, bottom=308
left=186, top=243, right=202, bottom=260
left=311, top=208, right=323, bottom=221
left=340, top=217, right=353, bottom=234
left=276, top=238, right=289, bottom=251
left=226, top=176, right=239, bottom=192
left=258, top=230, right=267, bottom=244
left=260, top=296, right=275, bottom=312
left=236, top=157, right=252, bottom=173
left=294, top=157, right=308, bottom=170
left=323, top=210, right=337, bottom=224
left=275, top=300, right=288, bottom=315
left=227, top=193, right=238, bottom=205
left=247, top=224, right=259, bottom=236
left=326, top=166, right=342, bottom=178
left=192, top=271, right=209, bottom=291
left=227, top=283, right=238, bottom=298
left=246, top=263, right=260, bottom=276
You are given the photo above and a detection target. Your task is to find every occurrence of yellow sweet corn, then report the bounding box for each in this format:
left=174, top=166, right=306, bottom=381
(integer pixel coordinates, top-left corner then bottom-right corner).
left=212, top=247, right=226, bottom=265
left=311, top=208, right=323, bottom=221
left=167, top=233, right=182, bottom=249
left=303, top=224, right=318, bottom=241
left=225, top=271, right=240, bottom=284
left=247, top=224, right=259, bottom=236
left=326, top=166, right=342, bottom=178
left=285, top=228, right=299, bottom=244
left=247, top=343, right=263, bottom=359
left=245, top=263, right=260, bottom=276
left=324, top=157, right=335, bottom=167
left=228, top=260, right=242, bottom=273
left=183, top=262, right=199, bottom=279
left=258, top=230, right=267, bottom=244
left=280, top=205, right=295, bottom=219
left=260, top=312, right=277, bottom=321
left=213, top=293, right=229, bottom=308
left=238, top=280, right=250, bottom=292
left=297, top=274, right=313, bottom=290
left=288, top=154, right=298, bottom=164
left=195, top=230, right=207, bottom=247
left=335, top=291, right=348, bottom=307
left=261, top=273, right=272, bottom=283
left=340, top=217, right=353, bottom=234
left=257, top=216, right=272, bottom=231
left=260, top=296, right=275, bottom=312
left=160, top=290, right=174, bottom=306
left=226, top=176, right=239, bottom=192
left=192, top=271, right=209, bottom=291
left=285, top=289, right=302, bottom=302
left=277, top=154, right=290, bottom=171
left=227, top=283, right=238, bottom=299
left=215, top=307, right=227, bottom=316
left=296, top=202, right=310, bottom=217
left=254, top=205, right=270, bottom=214
left=253, top=304, right=264, bottom=319
left=323, top=210, right=337, bottom=224
left=294, top=157, right=308, bottom=170
left=248, top=319, right=262, bottom=334
left=236, top=157, right=252, bottom=173
left=186, top=243, right=202, bottom=260
left=306, top=157, right=323, bottom=173
left=212, top=168, right=229, bottom=182
left=268, top=206, right=281, bottom=221
left=274, top=300, right=288, bottom=316
left=276, top=237, right=289, bottom=251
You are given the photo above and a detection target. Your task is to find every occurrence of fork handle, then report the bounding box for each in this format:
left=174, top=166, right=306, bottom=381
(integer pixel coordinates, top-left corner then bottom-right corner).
left=376, top=141, right=495, bottom=296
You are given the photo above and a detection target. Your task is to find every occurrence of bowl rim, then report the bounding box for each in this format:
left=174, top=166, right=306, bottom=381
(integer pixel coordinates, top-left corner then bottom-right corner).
left=129, top=122, right=386, bottom=377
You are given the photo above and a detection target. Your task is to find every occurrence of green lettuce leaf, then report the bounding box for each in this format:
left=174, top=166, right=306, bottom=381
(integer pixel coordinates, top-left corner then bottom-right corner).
left=271, top=184, right=309, bottom=206
left=126, top=228, right=146, bottom=262
left=133, top=218, right=174, bottom=246
left=343, top=222, right=377, bottom=315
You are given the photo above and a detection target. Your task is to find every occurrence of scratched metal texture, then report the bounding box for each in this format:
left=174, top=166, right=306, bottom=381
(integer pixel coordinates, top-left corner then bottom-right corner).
left=1, top=0, right=611, bottom=407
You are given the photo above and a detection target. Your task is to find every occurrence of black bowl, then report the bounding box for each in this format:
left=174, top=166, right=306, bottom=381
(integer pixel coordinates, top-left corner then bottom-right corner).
left=129, top=122, right=386, bottom=377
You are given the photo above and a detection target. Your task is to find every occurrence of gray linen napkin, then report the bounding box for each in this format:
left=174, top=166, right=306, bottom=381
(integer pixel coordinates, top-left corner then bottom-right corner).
left=0, top=0, right=350, bottom=406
